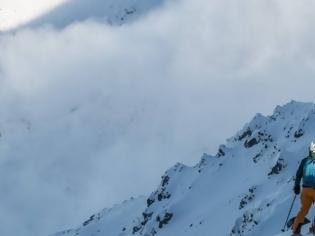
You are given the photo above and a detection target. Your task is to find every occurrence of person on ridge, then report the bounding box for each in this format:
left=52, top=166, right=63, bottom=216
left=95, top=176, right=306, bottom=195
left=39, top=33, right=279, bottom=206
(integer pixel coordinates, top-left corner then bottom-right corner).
left=292, top=142, right=315, bottom=236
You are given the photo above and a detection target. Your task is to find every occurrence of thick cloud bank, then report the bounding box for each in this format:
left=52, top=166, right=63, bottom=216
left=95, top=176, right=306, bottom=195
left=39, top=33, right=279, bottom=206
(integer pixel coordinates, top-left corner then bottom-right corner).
left=1, top=0, right=315, bottom=235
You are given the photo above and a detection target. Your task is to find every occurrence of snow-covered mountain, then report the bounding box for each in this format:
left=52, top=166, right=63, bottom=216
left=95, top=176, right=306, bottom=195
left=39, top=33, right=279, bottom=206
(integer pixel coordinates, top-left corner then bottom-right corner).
left=50, top=100, right=315, bottom=236
left=19, top=0, right=166, bottom=29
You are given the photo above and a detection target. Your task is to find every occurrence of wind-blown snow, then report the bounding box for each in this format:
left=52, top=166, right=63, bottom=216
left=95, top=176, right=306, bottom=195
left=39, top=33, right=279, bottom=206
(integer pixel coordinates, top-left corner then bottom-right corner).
left=51, top=101, right=315, bottom=236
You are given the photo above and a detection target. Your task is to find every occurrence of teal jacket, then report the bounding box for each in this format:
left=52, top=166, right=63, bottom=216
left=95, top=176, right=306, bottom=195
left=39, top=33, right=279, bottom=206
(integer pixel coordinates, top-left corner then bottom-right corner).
left=295, top=154, right=315, bottom=188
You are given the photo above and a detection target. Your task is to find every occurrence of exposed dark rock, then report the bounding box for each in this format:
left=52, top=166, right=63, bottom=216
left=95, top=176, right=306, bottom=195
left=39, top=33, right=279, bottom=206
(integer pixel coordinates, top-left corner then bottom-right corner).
left=157, top=190, right=171, bottom=201
left=244, top=138, right=258, bottom=148
left=157, top=212, right=173, bottom=229
left=132, top=225, right=141, bottom=234
left=238, top=128, right=252, bottom=140
left=217, top=148, right=226, bottom=157
left=150, top=228, right=157, bottom=235
left=131, top=211, right=154, bottom=234
left=161, top=175, right=170, bottom=187
left=147, top=197, right=155, bottom=207
left=231, top=210, right=258, bottom=236
left=125, top=8, right=136, bottom=15
left=294, top=129, right=304, bottom=138
left=196, top=155, right=208, bottom=172
left=253, top=153, right=261, bottom=163
left=83, top=214, right=95, bottom=227
left=268, top=158, right=286, bottom=176
left=239, top=187, right=256, bottom=210
left=141, top=212, right=153, bottom=226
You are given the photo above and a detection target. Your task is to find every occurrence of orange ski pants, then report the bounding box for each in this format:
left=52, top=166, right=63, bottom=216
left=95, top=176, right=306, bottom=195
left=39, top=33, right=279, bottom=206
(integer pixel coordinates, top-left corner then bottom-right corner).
left=293, top=187, right=315, bottom=232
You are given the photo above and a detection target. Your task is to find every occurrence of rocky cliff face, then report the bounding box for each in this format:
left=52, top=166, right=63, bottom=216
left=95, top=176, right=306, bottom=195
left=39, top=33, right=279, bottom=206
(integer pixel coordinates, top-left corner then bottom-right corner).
left=51, top=101, right=315, bottom=236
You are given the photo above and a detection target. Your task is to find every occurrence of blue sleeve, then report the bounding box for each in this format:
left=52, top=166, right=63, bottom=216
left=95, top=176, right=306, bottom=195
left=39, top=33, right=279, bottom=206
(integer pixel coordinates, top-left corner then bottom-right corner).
left=295, top=158, right=306, bottom=186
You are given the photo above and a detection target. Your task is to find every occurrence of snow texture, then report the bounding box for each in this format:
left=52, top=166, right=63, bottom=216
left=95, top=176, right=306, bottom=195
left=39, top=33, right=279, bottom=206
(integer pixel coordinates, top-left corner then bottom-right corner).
left=51, top=101, right=315, bottom=236
left=18, top=0, right=166, bottom=29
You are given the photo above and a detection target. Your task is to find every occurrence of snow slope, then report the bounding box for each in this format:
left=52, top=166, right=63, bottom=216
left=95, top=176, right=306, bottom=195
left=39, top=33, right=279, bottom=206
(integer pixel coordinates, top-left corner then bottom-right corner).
left=51, top=100, right=315, bottom=236
left=52, top=196, right=147, bottom=236
left=19, top=0, right=166, bottom=29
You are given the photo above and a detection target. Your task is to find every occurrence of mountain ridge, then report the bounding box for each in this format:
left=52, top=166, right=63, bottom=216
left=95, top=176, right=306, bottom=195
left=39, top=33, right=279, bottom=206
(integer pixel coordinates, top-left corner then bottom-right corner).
left=16, top=0, right=166, bottom=30
left=51, top=100, right=315, bottom=236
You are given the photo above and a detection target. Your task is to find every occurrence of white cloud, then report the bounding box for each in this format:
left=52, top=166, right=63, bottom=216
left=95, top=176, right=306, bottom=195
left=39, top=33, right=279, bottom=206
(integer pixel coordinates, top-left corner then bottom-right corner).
left=0, top=0, right=66, bottom=30
left=1, top=0, right=315, bottom=235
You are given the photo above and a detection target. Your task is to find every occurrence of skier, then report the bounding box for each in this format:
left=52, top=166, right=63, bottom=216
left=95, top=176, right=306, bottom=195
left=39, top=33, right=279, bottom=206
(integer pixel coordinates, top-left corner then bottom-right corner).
left=292, top=142, right=315, bottom=236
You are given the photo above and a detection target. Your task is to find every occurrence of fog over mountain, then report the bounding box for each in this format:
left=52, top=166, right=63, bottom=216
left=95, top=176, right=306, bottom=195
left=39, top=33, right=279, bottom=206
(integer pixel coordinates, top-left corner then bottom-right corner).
left=0, top=0, right=315, bottom=236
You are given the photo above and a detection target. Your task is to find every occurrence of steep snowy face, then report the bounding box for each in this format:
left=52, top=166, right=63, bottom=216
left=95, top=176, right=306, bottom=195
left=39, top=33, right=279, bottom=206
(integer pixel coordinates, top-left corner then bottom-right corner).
left=51, top=101, right=315, bottom=236
left=51, top=196, right=147, bottom=236
left=19, top=0, right=166, bottom=29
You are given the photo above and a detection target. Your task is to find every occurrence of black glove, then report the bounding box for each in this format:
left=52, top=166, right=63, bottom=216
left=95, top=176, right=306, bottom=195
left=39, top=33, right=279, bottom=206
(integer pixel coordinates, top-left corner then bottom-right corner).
left=294, top=185, right=300, bottom=195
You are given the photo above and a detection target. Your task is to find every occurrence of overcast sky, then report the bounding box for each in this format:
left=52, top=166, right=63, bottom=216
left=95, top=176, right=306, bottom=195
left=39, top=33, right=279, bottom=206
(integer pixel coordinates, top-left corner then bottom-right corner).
left=1, top=0, right=315, bottom=236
